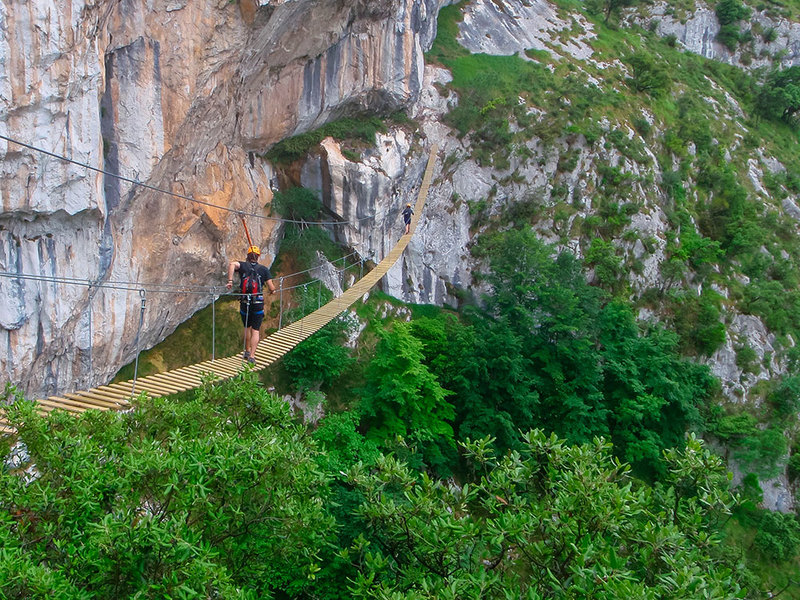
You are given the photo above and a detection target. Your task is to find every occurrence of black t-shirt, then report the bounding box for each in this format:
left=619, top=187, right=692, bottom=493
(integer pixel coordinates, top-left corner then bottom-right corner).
left=238, top=261, right=272, bottom=309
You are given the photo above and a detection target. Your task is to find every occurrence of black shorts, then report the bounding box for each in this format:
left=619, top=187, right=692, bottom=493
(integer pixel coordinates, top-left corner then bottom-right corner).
left=240, top=307, right=264, bottom=329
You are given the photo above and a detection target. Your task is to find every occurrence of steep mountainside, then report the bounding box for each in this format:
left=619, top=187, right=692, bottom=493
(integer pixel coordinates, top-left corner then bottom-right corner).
left=6, top=0, right=800, bottom=510
left=287, top=0, right=800, bottom=510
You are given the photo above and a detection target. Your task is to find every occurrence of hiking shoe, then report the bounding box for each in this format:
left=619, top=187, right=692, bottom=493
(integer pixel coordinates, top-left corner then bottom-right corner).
left=243, top=351, right=251, bottom=361
left=247, top=357, right=256, bottom=365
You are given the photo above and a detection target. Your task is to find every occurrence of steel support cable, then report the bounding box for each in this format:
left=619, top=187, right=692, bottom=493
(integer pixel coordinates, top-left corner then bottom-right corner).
left=87, top=280, right=94, bottom=378
left=278, top=277, right=284, bottom=330
left=131, top=289, right=146, bottom=398
left=0, top=269, right=356, bottom=301
left=211, top=293, right=216, bottom=362
left=0, top=134, right=376, bottom=226
left=0, top=255, right=364, bottom=300
left=0, top=251, right=360, bottom=295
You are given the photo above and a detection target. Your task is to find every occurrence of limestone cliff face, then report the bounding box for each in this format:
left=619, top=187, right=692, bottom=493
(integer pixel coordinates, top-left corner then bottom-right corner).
left=629, top=1, right=800, bottom=70
left=0, top=0, right=439, bottom=399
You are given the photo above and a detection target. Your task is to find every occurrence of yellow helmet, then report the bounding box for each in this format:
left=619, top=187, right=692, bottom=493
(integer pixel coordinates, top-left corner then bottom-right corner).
left=247, top=245, right=261, bottom=256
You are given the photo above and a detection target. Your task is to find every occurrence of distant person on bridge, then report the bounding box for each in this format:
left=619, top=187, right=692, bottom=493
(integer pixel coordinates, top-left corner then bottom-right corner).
left=226, top=246, right=276, bottom=364
left=401, top=203, right=414, bottom=234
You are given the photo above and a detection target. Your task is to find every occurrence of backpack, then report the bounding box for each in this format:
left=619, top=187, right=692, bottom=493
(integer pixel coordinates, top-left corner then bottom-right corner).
left=240, top=262, right=263, bottom=303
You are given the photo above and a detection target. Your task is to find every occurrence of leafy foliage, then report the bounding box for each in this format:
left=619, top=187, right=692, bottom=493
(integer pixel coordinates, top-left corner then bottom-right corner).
left=284, top=316, right=355, bottom=392
left=757, top=66, right=800, bottom=125
left=585, top=0, right=638, bottom=23
left=273, top=186, right=322, bottom=222
left=359, top=321, right=456, bottom=472
left=0, top=373, right=333, bottom=599
left=347, top=432, right=743, bottom=599
left=277, top=222, right=340, bottom=271
left=626, top=52, right=672, bottom=96
left=420, top=230, right=714, bottom=477
left=769, top=375, right=800, bottom=415
left=716, top=0, right=751, bottom=25
left=753, top=512, right=800, bottom=562
left=265, top=116, right=386, bottom=164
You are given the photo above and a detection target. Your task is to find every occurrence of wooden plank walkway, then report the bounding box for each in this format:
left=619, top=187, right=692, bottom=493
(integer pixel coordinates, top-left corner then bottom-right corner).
left=0, top=145, right=437, bottom=431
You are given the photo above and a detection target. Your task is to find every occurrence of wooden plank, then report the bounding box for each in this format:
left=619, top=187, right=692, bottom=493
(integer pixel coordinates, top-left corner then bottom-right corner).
left=63, top=393, right=120, bottom=410
left=38, top=399, right=84, bottom=413
left=74, top=391, right=129, bottom=407
left=202, top=364, right=241, bottom=378
left=102, top=380, right=168, bottom=397
left=129, top=381, right=179, bottom=397
left=255, top=348, right=285, bottom=360
left=142, top=372, right=197, bottom=388
left=136, top=375, right=192, bottom=393
left=45, top=395, right=103, bottom=412
left=103, top=381, right=140, bottom=394
left=83, top=388, right=129, bottom=403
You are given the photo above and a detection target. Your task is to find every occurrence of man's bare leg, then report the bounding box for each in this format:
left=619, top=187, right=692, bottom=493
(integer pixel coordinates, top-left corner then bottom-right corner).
left=247, top=327, right=260, bottom=358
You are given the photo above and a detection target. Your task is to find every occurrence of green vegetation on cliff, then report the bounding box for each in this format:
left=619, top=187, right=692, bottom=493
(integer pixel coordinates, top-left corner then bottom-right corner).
left=0, top=378, right=746, bottom=599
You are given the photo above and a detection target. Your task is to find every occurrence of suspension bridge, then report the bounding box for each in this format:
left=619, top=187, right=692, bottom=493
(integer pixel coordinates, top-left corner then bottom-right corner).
left=0, top=145, right=437, bottom=432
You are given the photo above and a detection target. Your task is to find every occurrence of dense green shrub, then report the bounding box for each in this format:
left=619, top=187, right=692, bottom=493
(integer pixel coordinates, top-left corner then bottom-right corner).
left=768, top=374, right=800, bottom=415
left=266, top=116, right=386, bottom=164
left=735, top=426, right=788, bottom=478
left=712, top=412, right=759, bottom=441
left=717, top=24, right=743, bottom=51
left=0, top=374, right=334, bottom=598
left=626, top=52, right=671, bottom=96
left=757, top=66, right=800, bottom=125
left=273, top=186, right=322, bottom=222
left=358, top=321, right=456, bottom=473
left=716, top=0, right=751, bottom=25
left=670, top=289, right=727, bottom=356
left=754, top=512, right=800, bottom=562
left=585, top=237, right=622, bottom=286
left=348, top=433, right=743, bottom=598
left=284, top=315, right=355, bottom=392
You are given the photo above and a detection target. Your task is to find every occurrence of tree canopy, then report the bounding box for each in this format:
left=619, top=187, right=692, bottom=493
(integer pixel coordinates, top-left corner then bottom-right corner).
left=0, top=374, right=333, bottom=599
left=347, top=432, right=743, bottom=599
left=757, top=66, right=800, bottom=125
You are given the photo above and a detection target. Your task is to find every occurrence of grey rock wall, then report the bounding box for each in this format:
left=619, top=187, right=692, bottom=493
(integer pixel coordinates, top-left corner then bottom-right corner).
left=633, top=1, right=800, bottom=70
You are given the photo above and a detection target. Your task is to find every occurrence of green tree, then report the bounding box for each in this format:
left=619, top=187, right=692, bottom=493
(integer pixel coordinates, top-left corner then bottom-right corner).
left=305, top=412, right=382, bottom=600
left=716, top=0, right=751, bottom=24
left=0, top=374, right=333, bottom=599
left=626, top=52, right=671, bottom=96
left=757, top=66, right=800, bottom=124
left=359, top=321, right=455, bottom=472
left=465, top=230, right=712, bottom=474
left=347, top=432, right=744, bottom=599
left=284, top=316, right=355, bottom=392
left=585, top=0, right=638, bottom=24
left=585, top=237, right=623, bottom=286
left=598, top=301, right=712, bottom=477
left=768, top=374, right=800, bottom=415
left=753, top=512, right=800, bottom=562
left=483, top=229, right=608, bottom=443
left=273, top=186, right=322, bottom=222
